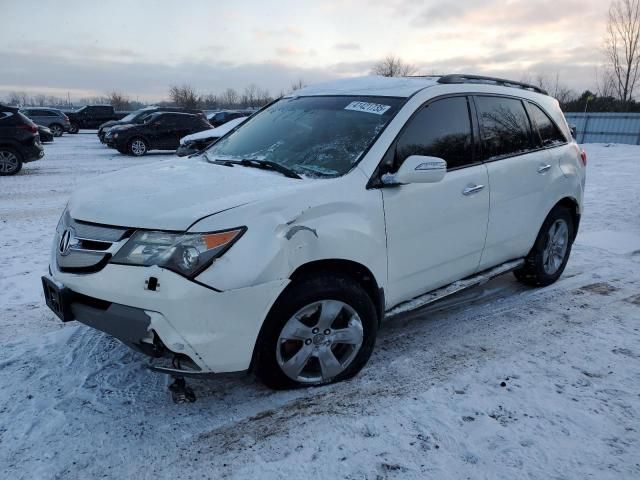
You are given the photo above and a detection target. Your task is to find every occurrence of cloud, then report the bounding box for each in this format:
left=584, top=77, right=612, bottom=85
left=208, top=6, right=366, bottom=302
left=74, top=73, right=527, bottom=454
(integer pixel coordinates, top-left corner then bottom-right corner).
left=254, top=26, right=303, bottom=40
left=0, top=49, right=339, bottom=101
left=333, top=42, right=361, bottom=51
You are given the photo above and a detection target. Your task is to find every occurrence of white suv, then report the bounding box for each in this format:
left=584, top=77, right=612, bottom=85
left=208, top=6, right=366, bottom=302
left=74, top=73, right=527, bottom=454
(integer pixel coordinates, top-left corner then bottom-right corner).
left=42, top=75, right=586, bottom=391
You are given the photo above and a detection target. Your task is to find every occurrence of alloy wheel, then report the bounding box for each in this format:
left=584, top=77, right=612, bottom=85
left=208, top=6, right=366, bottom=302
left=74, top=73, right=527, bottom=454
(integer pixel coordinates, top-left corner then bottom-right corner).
left=0, top=150, right=19, bottom=174
left=131, top=139, right=147, bottom=156
left=51, top=125, right=63, bottom=137
left=276, top=300, right=364, bottom=383
left=542, top=218, right=569, bottom=275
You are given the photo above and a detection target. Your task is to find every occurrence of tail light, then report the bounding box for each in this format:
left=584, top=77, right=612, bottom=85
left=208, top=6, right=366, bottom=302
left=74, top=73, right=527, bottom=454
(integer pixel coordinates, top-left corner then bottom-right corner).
left=19, top=123, right=38, bottom=134
left=580, top=149, right=587, bottom=167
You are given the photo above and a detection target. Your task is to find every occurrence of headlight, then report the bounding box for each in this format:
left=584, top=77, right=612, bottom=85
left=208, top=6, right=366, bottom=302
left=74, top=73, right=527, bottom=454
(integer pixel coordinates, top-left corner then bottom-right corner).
left=111, top=228, right=245, bottom=277
left=113, top=133, right=119, bottom=139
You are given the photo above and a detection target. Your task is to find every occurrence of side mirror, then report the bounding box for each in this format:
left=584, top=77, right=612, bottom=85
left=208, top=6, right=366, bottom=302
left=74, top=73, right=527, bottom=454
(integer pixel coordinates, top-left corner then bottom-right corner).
left=387, top=155, right=447, bottom=185
left=569, top=124, right=577, bottom=138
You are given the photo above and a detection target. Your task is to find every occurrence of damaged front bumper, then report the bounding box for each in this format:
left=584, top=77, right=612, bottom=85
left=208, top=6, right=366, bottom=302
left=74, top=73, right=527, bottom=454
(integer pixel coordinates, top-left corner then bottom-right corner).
left=43, top=262, right=289, bottom=374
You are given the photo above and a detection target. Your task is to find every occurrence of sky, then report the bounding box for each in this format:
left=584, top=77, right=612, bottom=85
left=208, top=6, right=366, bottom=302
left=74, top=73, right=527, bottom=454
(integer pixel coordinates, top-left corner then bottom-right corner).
left=1, top=0, right=608, bottom=102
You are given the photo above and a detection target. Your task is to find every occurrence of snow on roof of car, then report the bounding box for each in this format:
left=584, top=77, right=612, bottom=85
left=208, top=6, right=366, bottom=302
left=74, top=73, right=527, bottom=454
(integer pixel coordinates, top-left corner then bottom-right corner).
left=287, top=75, right=440, bottom=98
left=180, top=116, right=248, bottom=145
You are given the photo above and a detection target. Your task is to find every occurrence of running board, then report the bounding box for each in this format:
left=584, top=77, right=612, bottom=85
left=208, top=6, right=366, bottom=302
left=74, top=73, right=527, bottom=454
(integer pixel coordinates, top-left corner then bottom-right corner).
left=385, top=259, right=525, bottom=318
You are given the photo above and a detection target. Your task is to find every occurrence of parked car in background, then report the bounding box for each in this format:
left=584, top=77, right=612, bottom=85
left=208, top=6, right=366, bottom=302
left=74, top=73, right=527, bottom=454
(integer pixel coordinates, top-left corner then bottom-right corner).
left=176, top=115, right=248, bottom=156
left=0, top=104, right=44, bottom=175
left=97, top=106, right=205, bottom=143
left=64, top=105, right=130, bottom=133
left=20, top=107, right=70, bottom=137
left=42, top=75, right=586, bottom=393
left=37, top=125, right=54, bottom=143
left=105, top=112, right=211, bottom=156
left=208, top=110, right=253, bottom=127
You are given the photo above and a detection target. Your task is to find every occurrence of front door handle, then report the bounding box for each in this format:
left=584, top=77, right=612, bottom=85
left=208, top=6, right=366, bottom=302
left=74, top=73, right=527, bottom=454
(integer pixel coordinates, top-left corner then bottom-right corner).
left=537, top=164, right=552, bottom=173
left=462, top=184, right=485, bottom=196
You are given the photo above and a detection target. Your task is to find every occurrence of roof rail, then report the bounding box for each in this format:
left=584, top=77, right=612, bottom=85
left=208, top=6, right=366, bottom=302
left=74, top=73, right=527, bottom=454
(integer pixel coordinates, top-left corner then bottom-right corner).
left=436, top=74, right=548, bottom=95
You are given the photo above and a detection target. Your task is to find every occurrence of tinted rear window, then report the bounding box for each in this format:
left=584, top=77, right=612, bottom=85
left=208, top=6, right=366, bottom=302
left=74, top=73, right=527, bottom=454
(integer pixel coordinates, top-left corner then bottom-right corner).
left=527, top=102, right=567, bottom=147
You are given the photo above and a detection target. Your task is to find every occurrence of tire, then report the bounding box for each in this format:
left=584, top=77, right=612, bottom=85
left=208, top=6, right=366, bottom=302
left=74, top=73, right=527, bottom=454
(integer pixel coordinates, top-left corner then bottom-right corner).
left=254, top=273, right=378, bottom=390
left=514, top=206, right=574, bottom=287
left=0, top=148, right=23, bottom=176
left=128, top=137, right=148, bottom=156
left=50, top=124, right=64, bottom=137
left=68, top=124, right=79, bottom=134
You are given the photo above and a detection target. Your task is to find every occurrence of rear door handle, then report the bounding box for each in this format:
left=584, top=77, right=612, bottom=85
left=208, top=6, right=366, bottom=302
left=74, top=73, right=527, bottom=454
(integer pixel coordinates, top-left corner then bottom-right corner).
left=537, top=164, right=552, bottom=173
left=462, top=184, right=485, bottom=196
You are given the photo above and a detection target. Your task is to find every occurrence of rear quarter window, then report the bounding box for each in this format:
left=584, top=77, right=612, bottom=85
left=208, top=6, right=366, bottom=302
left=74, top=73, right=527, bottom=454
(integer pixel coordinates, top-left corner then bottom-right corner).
left=527, top=102, right=567, bottom=147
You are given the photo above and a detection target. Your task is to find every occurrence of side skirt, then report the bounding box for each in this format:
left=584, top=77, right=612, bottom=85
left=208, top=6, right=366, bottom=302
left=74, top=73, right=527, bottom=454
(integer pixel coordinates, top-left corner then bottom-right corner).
left=385, top=258, right=525, bottom=318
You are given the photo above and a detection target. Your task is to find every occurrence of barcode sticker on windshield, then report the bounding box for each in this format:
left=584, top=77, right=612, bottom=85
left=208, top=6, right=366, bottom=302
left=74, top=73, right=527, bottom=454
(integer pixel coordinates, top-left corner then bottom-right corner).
left=344, top=101, right=391, bottom=115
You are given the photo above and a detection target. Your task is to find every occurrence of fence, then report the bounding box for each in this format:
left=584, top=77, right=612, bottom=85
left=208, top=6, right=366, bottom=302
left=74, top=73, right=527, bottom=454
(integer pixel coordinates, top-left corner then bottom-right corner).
left=564, top=112, right=640, bottom=145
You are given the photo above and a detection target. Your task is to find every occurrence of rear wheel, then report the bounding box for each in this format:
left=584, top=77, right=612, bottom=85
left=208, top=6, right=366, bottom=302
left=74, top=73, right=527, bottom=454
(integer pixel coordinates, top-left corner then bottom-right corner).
left=50, top=124, right=64, bottom=137
left=128, top=138, right=148, bottom=156
left=0, top=148, right=23, bottom=176
left=255, top=273, right=378, bottom=389
left=514, top=206, right=574, bottom=287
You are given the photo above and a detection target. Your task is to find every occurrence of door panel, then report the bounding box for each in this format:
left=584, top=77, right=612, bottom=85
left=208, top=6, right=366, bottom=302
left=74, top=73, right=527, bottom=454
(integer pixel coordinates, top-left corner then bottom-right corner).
left=474, top=95, right=555, bottom=269
left=383, top=165, right=490, bottom=306
left=380, top=96, right=489, bottom=308
left=479, top=150, right=553, bottom=269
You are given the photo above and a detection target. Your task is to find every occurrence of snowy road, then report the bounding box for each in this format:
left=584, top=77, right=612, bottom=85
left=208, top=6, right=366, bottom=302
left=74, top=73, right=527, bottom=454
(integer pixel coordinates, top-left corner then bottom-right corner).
left=1, top=135, right=639, bottom=479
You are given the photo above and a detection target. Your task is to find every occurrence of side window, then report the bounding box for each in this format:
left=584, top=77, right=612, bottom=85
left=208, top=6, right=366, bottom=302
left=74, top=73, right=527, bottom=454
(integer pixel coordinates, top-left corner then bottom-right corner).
left=394, top=96, right=474, bottom=170
left=527, top=102, right=566, bottom=147
left=475, top=96, right=533, bottom=160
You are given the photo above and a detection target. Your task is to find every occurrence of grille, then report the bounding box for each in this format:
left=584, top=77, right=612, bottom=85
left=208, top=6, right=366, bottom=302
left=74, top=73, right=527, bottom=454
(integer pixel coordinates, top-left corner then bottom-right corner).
left=56, top=210, right=131, bottom=273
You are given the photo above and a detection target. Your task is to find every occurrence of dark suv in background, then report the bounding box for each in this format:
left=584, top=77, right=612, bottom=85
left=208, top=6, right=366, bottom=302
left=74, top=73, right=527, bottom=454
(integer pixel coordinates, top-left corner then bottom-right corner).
left=0, top=105, right=44, bottom=175
left=97, top=106, right=204, bottom=143
left=65, top=105, right=129, bottom=133
left=20, top=108, right=71, bottom=137
left=105, top=112, right=211, bottom=156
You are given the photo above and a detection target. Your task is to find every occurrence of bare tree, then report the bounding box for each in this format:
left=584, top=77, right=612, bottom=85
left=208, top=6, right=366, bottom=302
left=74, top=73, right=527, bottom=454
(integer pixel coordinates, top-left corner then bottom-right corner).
left=33, top=94, right=47, bottom=106
left=169, top=84, right=200, bottom=108
left=290, top=79, right=306, bottom=91
left=219, top=88, right=239, bottom=108
left=5, top=92, right=21, bottom=106
left=596, top=66, right=617, bottom=97
left=242, top=84, right=258, bottom=108
left=200, top=93, right=218, bottom=109
left=605, top=0, right=640, bottom=104
left=371, top=55, right=416, bottom=77
left=107, top=91, right=130, bottom=110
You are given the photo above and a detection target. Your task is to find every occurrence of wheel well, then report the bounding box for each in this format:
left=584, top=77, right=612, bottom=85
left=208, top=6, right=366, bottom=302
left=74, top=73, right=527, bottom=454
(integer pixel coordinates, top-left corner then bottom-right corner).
left=290, top=259, right=385, bottom=325
left=553, top=197, right=580, bottom=241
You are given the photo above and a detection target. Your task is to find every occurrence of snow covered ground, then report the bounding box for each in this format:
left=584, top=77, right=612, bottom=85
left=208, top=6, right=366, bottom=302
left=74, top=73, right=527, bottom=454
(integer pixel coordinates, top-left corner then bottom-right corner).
left=1, top=135, right=639, bottom=479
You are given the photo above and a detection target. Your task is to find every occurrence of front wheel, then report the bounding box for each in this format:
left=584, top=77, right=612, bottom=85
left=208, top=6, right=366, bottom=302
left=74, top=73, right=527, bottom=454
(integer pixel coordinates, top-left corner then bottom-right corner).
left=68, top=123, right=79, bottom=134
left=514, top=206, right=574, bottom=287
left=128, top=138, right=148, bottom=156
left=254, top=273, right=378, bottom=389
left=0, top=148, right=23, bottom=176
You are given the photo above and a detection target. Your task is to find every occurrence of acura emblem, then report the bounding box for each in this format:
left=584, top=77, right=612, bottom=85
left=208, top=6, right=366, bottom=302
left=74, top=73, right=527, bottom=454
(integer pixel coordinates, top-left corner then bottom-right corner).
left=58, top=228, right=76, bottom=256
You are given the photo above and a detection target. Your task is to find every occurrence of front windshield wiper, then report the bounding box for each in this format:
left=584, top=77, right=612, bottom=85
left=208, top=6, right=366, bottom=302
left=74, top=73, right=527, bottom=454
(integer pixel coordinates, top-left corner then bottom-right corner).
left=209, top=158, right=301, bottom=179
left=239, top=159, right=301, bottom=179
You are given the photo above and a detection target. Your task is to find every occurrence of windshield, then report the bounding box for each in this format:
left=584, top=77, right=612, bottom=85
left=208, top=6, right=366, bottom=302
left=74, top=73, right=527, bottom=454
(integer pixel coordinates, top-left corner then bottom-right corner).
left=205, top=96, right=402, bottom=177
